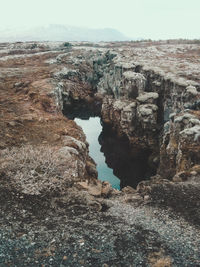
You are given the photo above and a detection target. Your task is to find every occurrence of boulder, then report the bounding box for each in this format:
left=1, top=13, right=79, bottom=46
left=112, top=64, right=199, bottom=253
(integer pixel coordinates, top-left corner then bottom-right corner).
left=123, top=71, right=146, bottom=98
left=137, top=104, right=158, bottom=129
left=136, top=92, right=159, bottom=104
left=101, top=181, right=112, bottom=196
left=76, top=181, right=102, bottom=197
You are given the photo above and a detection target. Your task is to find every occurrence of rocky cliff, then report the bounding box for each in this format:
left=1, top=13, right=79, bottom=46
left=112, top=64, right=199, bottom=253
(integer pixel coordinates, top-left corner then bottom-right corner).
left=56, top=45, right=200, bottom=184
left=87, top=49, right=200, bottom=182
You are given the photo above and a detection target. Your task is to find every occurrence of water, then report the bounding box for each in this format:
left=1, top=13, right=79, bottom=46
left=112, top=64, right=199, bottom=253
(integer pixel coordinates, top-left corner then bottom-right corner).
left=75, top=117, right=120, bottom=189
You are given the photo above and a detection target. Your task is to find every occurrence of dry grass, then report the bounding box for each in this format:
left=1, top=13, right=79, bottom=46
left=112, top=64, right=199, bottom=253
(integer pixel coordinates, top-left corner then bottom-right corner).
left=148, top=251, right=172, bottom=267
left=1, top=145, right=59, bottom=177
left=0, top=145, right=63, bottom=195
left=152, top=258, right=172, bottom=267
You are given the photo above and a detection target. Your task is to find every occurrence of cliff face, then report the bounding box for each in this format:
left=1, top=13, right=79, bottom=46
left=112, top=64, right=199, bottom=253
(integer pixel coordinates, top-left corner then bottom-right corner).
left=47, top=42, right=200, bottom=185
left=85, top=49, right=200, bottom=182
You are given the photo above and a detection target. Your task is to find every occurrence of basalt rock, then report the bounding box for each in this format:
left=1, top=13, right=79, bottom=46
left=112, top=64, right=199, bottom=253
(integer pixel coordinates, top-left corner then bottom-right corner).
left=50, top=45, right=200, bottom=185
left=122, top=71, right=146, bottom=98
left=88, top=49, right=200, bottom=182
left=159, top=111, right=200, bottom=178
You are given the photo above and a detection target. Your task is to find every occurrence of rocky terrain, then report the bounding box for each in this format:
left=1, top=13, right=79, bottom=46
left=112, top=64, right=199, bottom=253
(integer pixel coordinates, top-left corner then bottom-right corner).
left=0, top=40, right=200, bottom=266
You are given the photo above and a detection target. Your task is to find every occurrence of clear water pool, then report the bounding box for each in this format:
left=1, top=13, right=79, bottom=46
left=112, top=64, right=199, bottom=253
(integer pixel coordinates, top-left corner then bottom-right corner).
left=75, top=117, right=120, bottom=189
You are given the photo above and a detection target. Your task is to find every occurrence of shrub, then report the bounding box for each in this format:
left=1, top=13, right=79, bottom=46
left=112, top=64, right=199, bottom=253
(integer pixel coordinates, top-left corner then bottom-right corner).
left=63, top=42, right=72, bottom=48
left=0, top=145, right=62, bottom=195
left=30, top=43, right=38, bottom=49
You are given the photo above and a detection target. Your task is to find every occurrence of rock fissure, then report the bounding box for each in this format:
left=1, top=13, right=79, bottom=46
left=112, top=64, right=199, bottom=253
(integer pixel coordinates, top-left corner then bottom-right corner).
left=58, top=48, right=200, bottom=186
left=0, top=41, right=200, bottom=265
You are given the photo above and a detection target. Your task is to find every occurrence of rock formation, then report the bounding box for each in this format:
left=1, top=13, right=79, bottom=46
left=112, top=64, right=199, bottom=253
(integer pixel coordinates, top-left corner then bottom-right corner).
left=0, top=40, right=200, bottom=266
left=84, top=49, right=200, bottom=182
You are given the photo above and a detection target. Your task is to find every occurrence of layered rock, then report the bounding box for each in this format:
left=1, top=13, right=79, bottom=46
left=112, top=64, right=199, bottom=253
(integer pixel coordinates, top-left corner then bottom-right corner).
left=50, top=45, right=200, bottom=184
left=159, top=111, right=200, bottom=179
left=88, top=49, right=200, bottom=181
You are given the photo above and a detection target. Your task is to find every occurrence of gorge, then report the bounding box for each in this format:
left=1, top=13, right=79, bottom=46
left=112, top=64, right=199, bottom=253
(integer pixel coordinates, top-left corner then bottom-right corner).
left=0, top=40, right=200, bottom=266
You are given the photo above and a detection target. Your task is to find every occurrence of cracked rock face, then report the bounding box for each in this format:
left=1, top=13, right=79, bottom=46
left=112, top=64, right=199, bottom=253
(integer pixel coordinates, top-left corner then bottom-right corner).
left=87, top=47, right=200, bottom=181
left=122, top=71, right=146, bottom=98
left=136, top=92, right=159, bottom=104
left=159, top=111, right=200, bottom=179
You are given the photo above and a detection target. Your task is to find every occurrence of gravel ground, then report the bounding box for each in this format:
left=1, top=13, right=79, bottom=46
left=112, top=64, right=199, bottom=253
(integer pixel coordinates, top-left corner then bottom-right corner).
left=0, top=189, right=199, bottom=267
left=109, top=200, right=200, bottom=266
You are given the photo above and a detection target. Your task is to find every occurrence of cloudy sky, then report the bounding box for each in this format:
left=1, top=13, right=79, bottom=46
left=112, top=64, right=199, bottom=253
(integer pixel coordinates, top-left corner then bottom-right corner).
left=0, top=0, right=199, bottom=39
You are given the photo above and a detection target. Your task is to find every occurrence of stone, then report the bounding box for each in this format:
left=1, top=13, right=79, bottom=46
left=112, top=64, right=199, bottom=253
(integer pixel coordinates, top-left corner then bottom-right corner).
left=7, top=121, right=17, bottom=127
left=123, top=71, right=146, bottom=98
left=112, top=189, right=121, bottom=195
left=138, top=104, right=158, bottom=116
left=136, top=92, right=159, bottom=104
left=123, top=71, right=143, bottom=81
left=76, top=181, right=90, bottom=190
left=153, top=80, right=161, bottom=86
left=58, top=146, right=79, bottom=157
left=86, top=161, right=98, bottom=178
left=186, top=85, right=198, bottom=96
left=101, top=181, right=112, bottom=196
left=123, top=102, right=137, bottom=111
left=113, top=100, right=128, bottom=111
left=180, top=125, right=200, bottom=142
left=144, top=195, right=151, bottom=202
left=62, top=136, right=86, bottom=153
left=137, top=104, right=158, bottom=128
left=14, top=82, right=24, bottom=88
left=54, top=67, right=78, bottom=79
left=52, top=134, right=60, bottom=141
left=172, top=171, right=191, bottom=182
left=122, top=186, right=137, bottom=194
left=76, top=181, right=102, bottom=197
left=124, top=194, right=143, bottom=204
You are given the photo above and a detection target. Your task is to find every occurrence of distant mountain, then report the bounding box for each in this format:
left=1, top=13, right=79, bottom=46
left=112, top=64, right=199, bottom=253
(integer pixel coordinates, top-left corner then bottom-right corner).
left=0, top=24, right=130, bottom=42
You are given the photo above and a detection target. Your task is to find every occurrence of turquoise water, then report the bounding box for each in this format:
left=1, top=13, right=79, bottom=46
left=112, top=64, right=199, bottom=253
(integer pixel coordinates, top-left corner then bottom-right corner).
left=75, top=117, right=120, bottom=190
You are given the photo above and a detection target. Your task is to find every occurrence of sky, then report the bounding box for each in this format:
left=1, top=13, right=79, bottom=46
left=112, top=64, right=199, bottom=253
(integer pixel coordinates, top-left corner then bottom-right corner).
left=0, top=0, right=199, bottom=40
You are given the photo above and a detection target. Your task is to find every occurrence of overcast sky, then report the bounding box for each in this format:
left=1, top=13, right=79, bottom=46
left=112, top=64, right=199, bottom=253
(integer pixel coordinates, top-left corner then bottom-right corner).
left=0, top=0, right=199, bottom=39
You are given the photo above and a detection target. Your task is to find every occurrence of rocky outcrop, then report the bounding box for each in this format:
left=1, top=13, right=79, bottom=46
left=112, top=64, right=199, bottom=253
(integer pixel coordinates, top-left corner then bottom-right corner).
left=101, top=96, right=158, bottom=148
left=122, top=71, right=146, bottom=98
left=45, top=44, right=200, bottom=186
left=159, top=111, right=200, bottom=179
left=88, top=50, right=200, bottom=181
left=92, top=52, right=159, bottom=150
left=50, top=45, right=200, bottom=183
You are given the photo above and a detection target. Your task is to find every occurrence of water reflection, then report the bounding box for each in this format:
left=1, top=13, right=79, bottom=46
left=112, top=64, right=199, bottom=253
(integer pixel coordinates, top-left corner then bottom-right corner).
left=75, top=117, right=120, bottom=189
left=99, top=128, right=153, bottom=188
